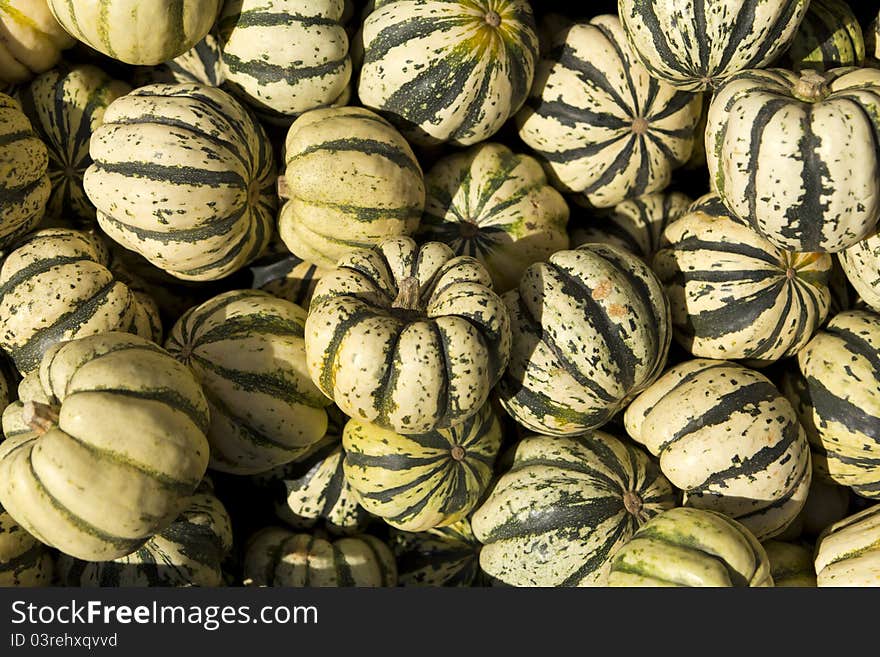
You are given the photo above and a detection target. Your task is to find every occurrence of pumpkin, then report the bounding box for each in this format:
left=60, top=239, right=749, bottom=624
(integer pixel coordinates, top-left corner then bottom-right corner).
left=777, top=0, right=864, bottom=72
left=0, top=92, right=50, bottom=250
left=0, top=0, right=75, bottom=84
left=653, top=192, right=833, bottom=363
left=814, top=503, right=880, bottom=586
left=497, top=242, right=670, bottom=436
left=416, top=142, right=570, bottom=294
left=763, top=540, right=817, bottom=587
left=165, top=30, right=224, bottom=87
left=516, top=14, right=702, bottom=208
left=357, top=0, right=538, bottom=147
left=16, top=64, right=131, bottom=226
left=471, top=431, right=677, bottom=587
left=607, top=507, right=773, bottom=587
left=389, top=517, right=483, bottom=587
left=242, top=527, right=397, bottom=587
left=0, top=331, right=210, bottom=561
left=256, top=255, right=327, bottom=310
left=0, top=229, right=162, bottom=375
left=342, top=399, right=502, bottom=532
left=0, top=502, right=53, bottom=587
left=839, top=231, right=880, bottom=312
left=46, top=0, right=221, bottom=66
left=84, top=82, right=277, bottom=281
left=618, top=0, right=809, bottom=91
left=166, top=289, right=331, bottom=475
left=305, top=236, right=510, bottom=435
left=624, top=358, right=812, bottom=541
left=705, top=66, right=880, bottom=253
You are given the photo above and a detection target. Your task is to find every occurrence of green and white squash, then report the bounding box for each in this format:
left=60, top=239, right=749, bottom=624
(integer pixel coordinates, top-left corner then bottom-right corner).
left=497, top=242, right=670, bottom=436
left=84, top=82, right=277, bottom=281
left=763, top=540, right=817, bottom=587
left=624, top=358, right=812, bottom=541
left=471, top=431, right=677, bottom=587
left=618, top=0, right=809, bottom=91
left=277, top=106, right=424, bottom=269
left=775, top=473, right=852, bottom=541
left=342, top=400, right=502, bottom=532
left=166, top=289, right=332, bottom=475
left=653, top=193, right=833, bottom=363
left=705, top=66, right=880, bottom=253
left=0, top=331, right=210, bottom=561
left=389, top=517, right=483, bottom=587
left=357, top=0, right=538, bottom=147
left=0, top=229, right=161, bottom=375
left=0, top=0, right=75, bottom=84
left=839, top=231, right=880, bottom=312
left=777, top=0, right=864, bottom=72
left=164, top=30, right=224, bottom=87
left=257, top=255, right=327, bottom=310
left=814, top=503, right=880, bottom=586
left=0, top=501, right=53, bottom=587
left=516, top=14, right=702, bottom=208
left=417, top=142, right=570, bottom=294
left=305, top=236, right=510, bottom=435
left=607, top=507, right=773, bottom=587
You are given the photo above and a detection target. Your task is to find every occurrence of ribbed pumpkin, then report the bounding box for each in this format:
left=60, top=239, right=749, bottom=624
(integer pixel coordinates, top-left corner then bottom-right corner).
left=471, top=431, right=677, bottom=587
left=0, top=502, right=53, bottom=587
left=166, top=289, right=331, bottom=475
left=814, top=503, right=880, bottom=586
left=618, top=0, right=809, bottom=91
left=497, top=242, right=670, bottom=436
left=653, top=193, right=833, bottom=363
left=84, top=82, right=277, bottom=282
left=516, top=14, right=702, bottom=208
left=763, top=540, right=817, bottom=587
left=839, top=231, right=880, bottom=312
left=0, top=332, right=210, bottom=561
left=305, top=236, right=510, bottom=435
left=0, top=229, right=161, bottom=375
left=342, top=400, right=502, bottom=532
left=0, top=0, right=75, bottom=84
left=165, top=31, right=224, bottom=87
left=16, top=64, right=131, bottom=225
left=390, top=518, right=483, bottom=587
left=242, top=527, right=397, bottom=587
left=705, top=66, right=880, bottom=253
left=624, top=358, right=812, bottom=540
left=778, top=0, right=864, bottom=72
left=46, top=0, right=221, bottom=66
left=257, top=255, right=326, bottom=310
left=0, top=92, right=50, bottom=250
left=607, top=507, right=773, bottom=587
left=416, top=142, right=569, bottom=293
left=357, top=0, right=538, bottom=147
left=277, top=106, right=425, bottom=269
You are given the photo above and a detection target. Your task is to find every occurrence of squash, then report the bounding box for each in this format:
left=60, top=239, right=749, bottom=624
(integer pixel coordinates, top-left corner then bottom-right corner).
left=814, top=503, right=880, bottom=586
left=777, top=0, right=864, bottom=72
left=417, top=142, right=570, bottom=294
left=0, top=331, right=210, bottom=561
left=653, top=192, right=833, bottom=363
left=0, top=0, right=75, bottom=84
left=763, top=540, right=817, bottom=587
left=607, top=507, right=773, bottom=587
left=0, top=502, right=53, bottom=587
left=839, top=231, right=880, bottom=312
left=165, top=31, right=224, bottom=87
left=497, top=242, right=670, bottom=436
left=0, top=229, right=161, bottom=375
left=774, top=474, right=852, bottom=541
left=516, top=14, right=702, bottom=208
left=166, top=289, right=331, bottom=475
left=705, top=66, right=880, bottom=253
left=357, top=0, right=538, bottom=147
left=471, top=431, right=676, bottom=587
left=389, top=517, right=483, bottom=587
left=305, top=236, right=510, bottom=435
left=256, top=255, right=326, bottom=310
left=624, top=358, right=812, bottom=541
left=84, top=82, right=277, bottom=281
left=618, top=0, right=809, bottom=91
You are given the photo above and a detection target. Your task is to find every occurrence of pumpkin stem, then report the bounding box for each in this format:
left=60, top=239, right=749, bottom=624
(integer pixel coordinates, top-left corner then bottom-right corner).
left=792, top=70, right=830, bottom=103
left=22, top=401, right=60, bottom=436
left=450, top=445, right=467, bottom=461
left=631, top=117, right=650, bottom=135
left=484, top=10, right=501, bottom=27
left=622, top=490, right=644, bottom=519
left=392, top=276, right=422, bottom=311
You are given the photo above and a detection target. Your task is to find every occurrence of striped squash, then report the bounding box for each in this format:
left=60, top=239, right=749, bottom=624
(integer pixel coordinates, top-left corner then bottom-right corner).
left=242, top=527, right=397, bottom=587
left=705, top=66, right=880, bottom=253
left=796, top=310, right=880, bottom=498
left=607, top=507, right=773, bottom=587
left=305, top=236, right=510, bottom=435
left=763, top=540, right=817, bottom=587
left=357, top=0, right=538, bottom=147
left=342, top=400, right=502, bottom=532
left=653, top=193, right=833, bottom=363
left=277, top=106, right=424, bottom=269
left=0, top=0, right=75, bottom=84
left=257, top=255, right=326, bottom=310
left=0, top=92, right=50, bottom=250
left=839, top=232, right=880, bottom=312
left=165, top=30, right=224, bottom=87
left=497, top=242, right=670, bottom=437
left=774, top=474, right=852, bottom=541
left=416, top=142, right=570, bottom=294
left=471, top=431, right=677, bottom=587
left=814, top=503, right=880, bottom=586
left=0, top=229, right=161, bottom=375
left=618, top=0, right=809, bottom=91
left=0, top=331, right=210, bottom=561
left=84, top=83, right=277, bottom=281
left=778, top=0, right=864, bottom=72
left=0, top=502, right=53, bottom=587
left=390, top=518, right=483, bottom=587
left=46, top=0, right=221, bottom=66
left=16, top=64, right=131, bottom=226
left=166, top=289, right=332, bottom=475
left=516, top=14, right=702, bottom=208
left=624, top=358, right=812, bottom=540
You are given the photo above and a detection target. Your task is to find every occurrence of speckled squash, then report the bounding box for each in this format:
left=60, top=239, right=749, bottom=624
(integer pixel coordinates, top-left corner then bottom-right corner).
left=0, top=502, right=53, bottom=586
left=0, top=0, right=75, bottom=84
left=390, top=517, right=483, bottom=587
left=624, top=358, right=812, bottom=541
left=164, top=30, right=224, bottom=87
left=778, top=0, right=864, bottom=72
left=814, top=503, right=880, bottom=586
left=763, top=540, right=817, bottom=586
left=257, top=255, right=327, bottom=310
left=839, top=231, right=880, bottom=312
left=471, top=431, right=677, bottom=587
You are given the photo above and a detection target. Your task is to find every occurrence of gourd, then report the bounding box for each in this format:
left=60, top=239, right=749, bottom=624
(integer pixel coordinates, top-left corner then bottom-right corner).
left=814, top=503, right=880, bottom=586
left=763, top=540, right=817, bottom=587
left=839, top=232, right=880, bottom=312
left=389, top=518, right=483, bottom=587
left=0, top=502, right=53, bottom=587
left=778, top=0, right=864, bottom=72
left=256, top=255, right=326, bottom=310
left=0, top=0, right=75, bottom=84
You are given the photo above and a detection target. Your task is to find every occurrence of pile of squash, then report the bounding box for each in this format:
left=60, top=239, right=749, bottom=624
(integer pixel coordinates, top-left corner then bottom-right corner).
left=1, top=0, right=880, bottom=588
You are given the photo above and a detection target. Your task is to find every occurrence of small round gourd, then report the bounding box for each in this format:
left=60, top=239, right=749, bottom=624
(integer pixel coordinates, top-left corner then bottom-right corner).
left=763, top=540, right=817, bottom=587
left=814, top=503, right=880, bottom=586
left=778, top=0, right=864, bottom=72
left=0, top=502, right=53, bottom=587
left=839, top=231, right=880, bottom=312
left=390, top=518, right=483, bottom=587
left=0, top=0, right=75, bottom=84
